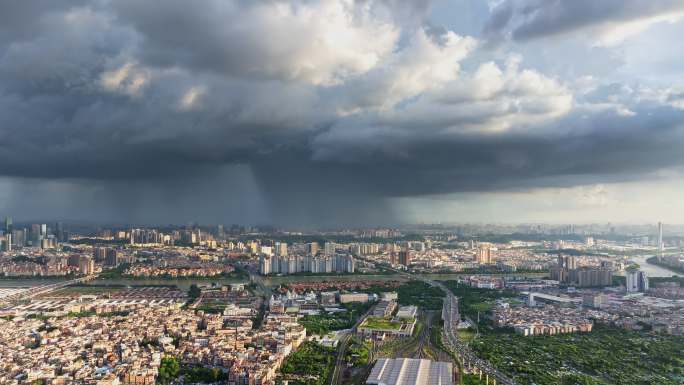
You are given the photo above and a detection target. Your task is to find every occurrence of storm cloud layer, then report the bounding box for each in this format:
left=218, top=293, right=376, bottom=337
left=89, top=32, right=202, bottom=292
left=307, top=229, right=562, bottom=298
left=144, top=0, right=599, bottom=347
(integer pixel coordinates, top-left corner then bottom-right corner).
left=0, top=0, right=683, bottom=225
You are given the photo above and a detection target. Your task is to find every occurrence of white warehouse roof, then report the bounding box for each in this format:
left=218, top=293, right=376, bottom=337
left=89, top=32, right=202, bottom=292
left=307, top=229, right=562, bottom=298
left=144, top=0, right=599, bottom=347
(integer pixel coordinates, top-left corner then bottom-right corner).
left=366, top=358, right=452, bottom=385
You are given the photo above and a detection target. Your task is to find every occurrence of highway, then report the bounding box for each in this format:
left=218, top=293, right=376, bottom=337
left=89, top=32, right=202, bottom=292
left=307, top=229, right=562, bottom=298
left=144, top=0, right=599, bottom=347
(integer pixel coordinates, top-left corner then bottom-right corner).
left=438, top=282, right=518, bottom=385
left=373, top=262, right=519, bottom=385
left=330, top=302, right=377, bottom=385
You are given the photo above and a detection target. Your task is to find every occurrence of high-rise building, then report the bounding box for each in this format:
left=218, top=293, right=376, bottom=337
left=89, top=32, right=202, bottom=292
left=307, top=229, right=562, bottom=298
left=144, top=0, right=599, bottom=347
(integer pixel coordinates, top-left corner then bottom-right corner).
left=104, top=249, right=121, bottom=267
left=30, top=224, right=41, bottom=245
left=274, top=242, right=288, bottom=257
left=260, top=254, right=354, bottom=275
left=68, top=254, right=81, bottom=267
left=4, top=217, right=11, bottom=234
left=79, top=256, right=95, bottom=275
left=307, top=242, right=319, bottom=256
left=572, top=267, right=612, bottom=287
left=259, top=255, right=271, bottom=275
left=260, top=246, right=273, bottom=256
left=11, top=229, right=26, bottom=248
left=584, top=237, right=594, bottom=247
left=93, top=247, right=108, bottom=262
left=398, top=250, right=411, bottom=266
left=55, top=221, right=66, bottom=242
left=583, top=293, right=605, bottom=308
left=626, top=269, right=649, bottom=293
left=324, top=242, right=335, bottom=256
left=3, top=234, right=11, bottom=252
left=552, top=255, right=610, bottom=287
left=658, top=222, right=664, bottom=260
left=476, top=247, right=492, bottom=264
left=557, top=255, right=576, bottom=270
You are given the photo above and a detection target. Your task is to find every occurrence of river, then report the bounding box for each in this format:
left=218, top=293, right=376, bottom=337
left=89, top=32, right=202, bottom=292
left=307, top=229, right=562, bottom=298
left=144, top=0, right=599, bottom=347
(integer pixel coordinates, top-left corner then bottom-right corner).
left=0, top=278, right=68, bottom=288
left=1, top=260, right=674, bottom=290
left=628, top=255, right=680, bottom=277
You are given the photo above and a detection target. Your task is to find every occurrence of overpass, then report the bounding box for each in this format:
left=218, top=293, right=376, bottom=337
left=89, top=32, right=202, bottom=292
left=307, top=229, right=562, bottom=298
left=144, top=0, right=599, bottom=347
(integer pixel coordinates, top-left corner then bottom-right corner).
left=440, top=290, right=518, bottom=385
left=0, top=275, right=97, bottom=305
left=370, top=261, right=519, bottom=385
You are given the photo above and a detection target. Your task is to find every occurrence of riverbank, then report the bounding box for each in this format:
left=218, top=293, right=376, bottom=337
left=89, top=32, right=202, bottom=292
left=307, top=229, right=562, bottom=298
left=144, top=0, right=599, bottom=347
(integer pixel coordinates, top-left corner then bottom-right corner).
left=646, top=256, right=684, bottom=275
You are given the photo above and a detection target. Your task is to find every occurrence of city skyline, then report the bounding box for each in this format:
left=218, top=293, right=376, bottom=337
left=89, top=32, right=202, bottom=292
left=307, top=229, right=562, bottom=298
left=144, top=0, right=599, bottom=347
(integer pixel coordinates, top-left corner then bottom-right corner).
left=1, top=1, right=684, bottom=225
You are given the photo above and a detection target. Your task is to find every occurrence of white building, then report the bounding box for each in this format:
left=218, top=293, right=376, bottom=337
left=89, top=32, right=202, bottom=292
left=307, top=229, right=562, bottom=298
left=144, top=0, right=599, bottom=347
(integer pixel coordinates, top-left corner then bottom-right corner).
left=396, top=305, right=417, bottom=319
left=626, top=270, right=649, bottom=293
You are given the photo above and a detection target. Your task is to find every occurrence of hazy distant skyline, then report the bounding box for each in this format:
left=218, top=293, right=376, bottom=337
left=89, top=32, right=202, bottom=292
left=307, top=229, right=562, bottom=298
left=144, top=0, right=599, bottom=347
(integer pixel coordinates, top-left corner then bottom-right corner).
left=1, top=1, right=684, bottom=226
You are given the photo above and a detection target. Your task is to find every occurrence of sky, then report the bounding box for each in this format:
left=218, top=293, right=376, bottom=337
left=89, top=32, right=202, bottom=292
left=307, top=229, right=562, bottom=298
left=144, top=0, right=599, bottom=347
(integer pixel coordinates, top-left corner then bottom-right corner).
left=1, top=0, right=684, bottom=226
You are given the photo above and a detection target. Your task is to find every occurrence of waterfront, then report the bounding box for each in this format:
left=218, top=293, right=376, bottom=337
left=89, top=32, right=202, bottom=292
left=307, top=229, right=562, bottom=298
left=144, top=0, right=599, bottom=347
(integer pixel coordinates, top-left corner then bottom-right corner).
left=0, top=278, right=69, bottom=288
left=85, top=277, right=249, bottom=291
left=630, top=255, right=680, bottom=277
left=0, top=259, right=674, bottom=291
left=261, top=274, right=407, bottom=287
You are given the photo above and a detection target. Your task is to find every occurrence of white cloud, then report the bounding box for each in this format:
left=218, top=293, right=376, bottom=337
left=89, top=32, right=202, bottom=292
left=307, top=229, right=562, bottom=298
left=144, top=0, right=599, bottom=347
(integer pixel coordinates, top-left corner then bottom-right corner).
left=485, top=0, right=684, bottom=48
left=115, top=0, right=402, bottom=86
left=594, top=10, right=684, bottom=47
left=100, top=62, right=148, bottom=96
left=178, top=86, right=205, bottom=110
left=333, top=28, right=477, bottom=114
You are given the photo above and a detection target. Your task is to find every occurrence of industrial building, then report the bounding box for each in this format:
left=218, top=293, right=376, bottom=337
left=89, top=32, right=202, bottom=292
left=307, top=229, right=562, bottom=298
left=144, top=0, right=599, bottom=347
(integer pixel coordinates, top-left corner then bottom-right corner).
left=366, top=358, right=453, bottom=385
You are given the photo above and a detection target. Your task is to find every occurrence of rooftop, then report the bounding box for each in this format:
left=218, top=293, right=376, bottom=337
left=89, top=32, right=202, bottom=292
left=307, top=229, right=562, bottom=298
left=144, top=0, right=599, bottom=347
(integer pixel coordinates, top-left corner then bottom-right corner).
left=367, top=358, right=452, bottom=385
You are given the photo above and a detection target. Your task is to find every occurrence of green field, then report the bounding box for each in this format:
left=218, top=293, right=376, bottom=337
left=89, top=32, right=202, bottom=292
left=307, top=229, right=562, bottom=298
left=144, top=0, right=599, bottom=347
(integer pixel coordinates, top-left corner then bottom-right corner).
left=470, top=326, right=684, bottom=385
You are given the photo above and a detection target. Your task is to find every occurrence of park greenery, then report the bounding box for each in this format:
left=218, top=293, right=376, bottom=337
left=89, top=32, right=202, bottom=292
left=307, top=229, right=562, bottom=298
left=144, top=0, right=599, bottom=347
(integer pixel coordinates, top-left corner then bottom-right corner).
left=650, top=275, right=684, bottom=286
left=187, top=284, right=202, bottom=300
left=345, top=338, right=371, bottom=366
left=461, top=374, right=488, bottom=385
left=300, top=312, right=355, bottom=335
left=457, top=328, right=476, bottom=344
left=470, top=325, right=684, bottom=385
left=99, top=263, right=248, bottom=280
left=280, top=341, right=336, bottom=385
left=298, top=302, right=370, bottom=335
left=193, top=304, right=225, bottom=314
left=157, top=358, right=230, bottom=384
left=441, top=280, right=518, bottom=321
left=66, top=310, right=130, bottom=318
left=157, top=356, right=180, bottom=385
left=182, top=366, right=229, bottom=383
left=363, top=280, right=445, bottom=310
left=98, top=263, right=131, bottom=279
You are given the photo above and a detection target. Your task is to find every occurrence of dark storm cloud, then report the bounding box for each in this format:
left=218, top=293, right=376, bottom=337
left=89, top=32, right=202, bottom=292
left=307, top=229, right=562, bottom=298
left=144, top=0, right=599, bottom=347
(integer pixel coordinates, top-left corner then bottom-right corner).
left=109, top=0, right=435, bottom=84
left=1, top=0, right=684, bottom=225
left=307, top=103, right=684, bottom=197
left=484, top=0, right=684, bottom=43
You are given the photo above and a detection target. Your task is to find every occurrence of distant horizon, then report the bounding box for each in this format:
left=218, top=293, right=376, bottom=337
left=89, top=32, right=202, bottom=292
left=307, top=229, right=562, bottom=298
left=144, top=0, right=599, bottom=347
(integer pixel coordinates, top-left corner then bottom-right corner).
left=2, top=217, right=683, bottom=233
